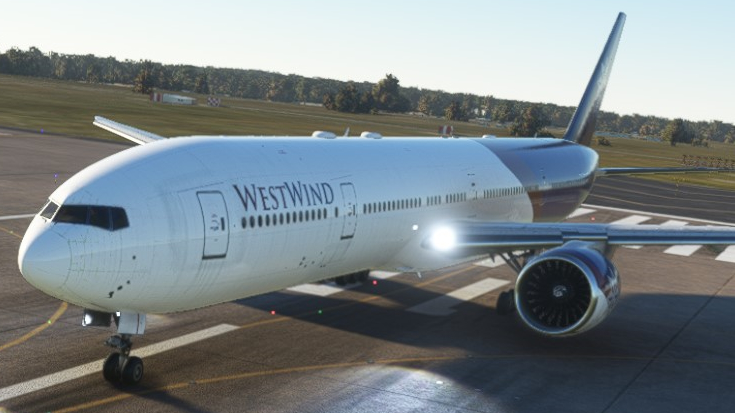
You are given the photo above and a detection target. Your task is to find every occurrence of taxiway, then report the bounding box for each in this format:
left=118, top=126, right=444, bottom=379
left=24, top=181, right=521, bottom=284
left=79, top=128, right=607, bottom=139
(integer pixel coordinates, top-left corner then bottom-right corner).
left=2, top=129, right=735, bottom=412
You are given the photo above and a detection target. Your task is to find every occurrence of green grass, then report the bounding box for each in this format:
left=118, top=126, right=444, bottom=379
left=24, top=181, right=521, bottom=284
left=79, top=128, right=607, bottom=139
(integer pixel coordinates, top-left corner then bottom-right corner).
left=592, top=137, right=735, bottom=189
left=1, top=74, right=734, bottom=190
left=0, top=74, right=504, bottom=138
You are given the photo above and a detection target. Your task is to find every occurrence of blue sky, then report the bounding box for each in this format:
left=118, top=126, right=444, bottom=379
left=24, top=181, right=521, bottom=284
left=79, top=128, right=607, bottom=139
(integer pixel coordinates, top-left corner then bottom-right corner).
left=2, top=1, right=733, bottom=123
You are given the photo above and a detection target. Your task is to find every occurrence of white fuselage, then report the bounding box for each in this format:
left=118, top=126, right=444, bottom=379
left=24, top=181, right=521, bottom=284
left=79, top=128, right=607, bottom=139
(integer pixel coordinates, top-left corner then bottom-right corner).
left=18, top=136, right=597, bottom=314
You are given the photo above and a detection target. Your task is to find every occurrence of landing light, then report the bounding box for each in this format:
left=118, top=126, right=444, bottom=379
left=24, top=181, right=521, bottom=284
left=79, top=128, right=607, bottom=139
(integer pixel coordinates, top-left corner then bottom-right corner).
left=429, top=227, right=457, bottom=251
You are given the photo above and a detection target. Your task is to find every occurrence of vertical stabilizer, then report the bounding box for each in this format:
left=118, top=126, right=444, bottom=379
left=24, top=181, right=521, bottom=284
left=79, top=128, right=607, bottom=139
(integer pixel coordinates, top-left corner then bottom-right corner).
left=563, top=12, right=626, bottom=146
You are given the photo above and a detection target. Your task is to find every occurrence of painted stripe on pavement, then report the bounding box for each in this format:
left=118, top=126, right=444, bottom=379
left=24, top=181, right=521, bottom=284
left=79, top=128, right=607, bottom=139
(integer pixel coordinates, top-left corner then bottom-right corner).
left=287, top=283, right=357, bottom=297
left=369, top=271, right=400, bottom=280
left=474, top=257, right=506, bottom=268
left=0, top=324, right=239, bottom=403
left=660, top=220, right=703, bottom=257
left=612, top=215, right=651, bottom=249
left=288, top=271, right=400, bottom=297
left=716, top=246, right=735, bottom=263
left=583, top=203, right=735, bottom=226
left=407, top=278, right=509, bottom=316
left=567, top=207, right=596, bottom=219
left=0, top=214, right=35, bottom=221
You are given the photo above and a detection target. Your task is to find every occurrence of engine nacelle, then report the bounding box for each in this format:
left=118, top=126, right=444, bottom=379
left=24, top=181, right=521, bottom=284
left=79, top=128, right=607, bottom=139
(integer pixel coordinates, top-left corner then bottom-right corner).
left=514, top=241, right=620, bottom=336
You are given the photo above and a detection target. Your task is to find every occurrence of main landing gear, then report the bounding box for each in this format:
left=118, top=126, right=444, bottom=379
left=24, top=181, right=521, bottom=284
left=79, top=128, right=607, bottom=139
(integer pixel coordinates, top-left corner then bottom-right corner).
left=493, top=251, right=535, bottom=316
left=496, top=289, right=516, bottom=316
left=334, top=269, right=370, bottom=286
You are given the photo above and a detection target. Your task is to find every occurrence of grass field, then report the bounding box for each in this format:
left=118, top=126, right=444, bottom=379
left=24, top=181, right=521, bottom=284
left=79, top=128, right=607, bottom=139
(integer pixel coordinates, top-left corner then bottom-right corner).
left=1, top=74, right=734, bottom=190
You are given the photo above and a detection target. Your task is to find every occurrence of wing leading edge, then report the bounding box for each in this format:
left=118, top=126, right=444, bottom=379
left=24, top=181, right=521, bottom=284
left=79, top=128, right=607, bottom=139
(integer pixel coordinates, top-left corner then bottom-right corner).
left=425, top=222, right=735, bottom=254
left=93, top=116, right=165, bottom=145
left=597, top=167, right=733, bottom=176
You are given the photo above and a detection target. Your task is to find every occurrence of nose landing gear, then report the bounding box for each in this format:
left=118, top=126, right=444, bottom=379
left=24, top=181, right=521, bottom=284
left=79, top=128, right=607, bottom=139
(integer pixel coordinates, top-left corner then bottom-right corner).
left=103, top=334, right=144, bottom=385
left=84, top=311, right=146, bottom=385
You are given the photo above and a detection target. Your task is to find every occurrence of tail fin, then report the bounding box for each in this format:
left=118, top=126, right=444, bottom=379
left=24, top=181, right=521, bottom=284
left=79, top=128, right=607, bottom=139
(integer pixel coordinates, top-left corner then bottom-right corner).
left=563, top=12, right=626, bottom=146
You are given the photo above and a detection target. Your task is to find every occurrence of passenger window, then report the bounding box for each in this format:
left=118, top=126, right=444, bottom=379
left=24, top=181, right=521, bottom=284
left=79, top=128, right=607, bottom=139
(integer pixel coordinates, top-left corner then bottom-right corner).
left=110, top=207, right=129, bottom=230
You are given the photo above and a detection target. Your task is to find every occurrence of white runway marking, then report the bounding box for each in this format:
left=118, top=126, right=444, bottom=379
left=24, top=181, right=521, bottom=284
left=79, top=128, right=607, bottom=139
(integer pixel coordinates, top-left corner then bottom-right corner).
left=583, top=204, right=735, bottom=226
left=288, top=271, right=400, bottom=297
left=716, top=246, right=735, bottom=263
left=612, top=215, right=651, bottom=249
left=567, top=207, right=596, bottom=219
left=369, top=270, right=400, bottom=280
left=407, top=278, right=510, bottom=316
left=0, top=213, right=35, bottom=221
left=287, top=283, right=357, bottom=297
left=660, top=220, right=703, bottom=257
left=0, top=324, right=239, bottom=403
left=474, top=257, right=506, bottom=268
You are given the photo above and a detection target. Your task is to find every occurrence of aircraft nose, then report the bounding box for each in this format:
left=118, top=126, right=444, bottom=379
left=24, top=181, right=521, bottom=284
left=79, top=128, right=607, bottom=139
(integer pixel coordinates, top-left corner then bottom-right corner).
left=18, top=221, right=70, bottom=291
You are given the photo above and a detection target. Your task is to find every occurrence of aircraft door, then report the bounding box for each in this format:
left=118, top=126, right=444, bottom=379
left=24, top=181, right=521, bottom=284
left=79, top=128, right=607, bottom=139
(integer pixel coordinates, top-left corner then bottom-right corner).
left=340, top=183, right=357, bottom=239
left=197, top=191, right=230, bottom=259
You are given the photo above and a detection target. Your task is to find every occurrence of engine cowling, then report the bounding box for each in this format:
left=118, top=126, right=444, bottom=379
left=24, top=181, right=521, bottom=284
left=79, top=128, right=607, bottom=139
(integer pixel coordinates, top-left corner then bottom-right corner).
left=514, top=241, right=620, bottom=336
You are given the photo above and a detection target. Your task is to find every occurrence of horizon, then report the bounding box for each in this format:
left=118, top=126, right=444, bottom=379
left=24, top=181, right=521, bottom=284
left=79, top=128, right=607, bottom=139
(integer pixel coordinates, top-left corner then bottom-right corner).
left=1, top=1, right=733, bottom=124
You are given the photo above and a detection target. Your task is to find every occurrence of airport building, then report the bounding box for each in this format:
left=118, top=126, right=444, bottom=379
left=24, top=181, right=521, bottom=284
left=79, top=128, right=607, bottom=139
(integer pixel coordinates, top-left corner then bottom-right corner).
left=150, top=92, right=196, bottom=105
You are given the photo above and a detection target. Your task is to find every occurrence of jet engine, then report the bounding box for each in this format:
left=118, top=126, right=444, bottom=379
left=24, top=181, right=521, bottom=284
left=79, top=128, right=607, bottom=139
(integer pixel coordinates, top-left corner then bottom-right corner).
left=514, top=241, right=620, bottom=336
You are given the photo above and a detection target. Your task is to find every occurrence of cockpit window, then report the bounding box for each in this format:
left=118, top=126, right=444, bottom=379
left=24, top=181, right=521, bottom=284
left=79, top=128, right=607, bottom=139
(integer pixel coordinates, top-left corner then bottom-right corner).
left=88, top=206, right=109, bottom=229
left=110, top=207, right=129, bottom=230
left=55, top=205, right=88, bottom=224
left=53, top=205, right=129, bottom=231
left=39, top=201, right=59, bottom=220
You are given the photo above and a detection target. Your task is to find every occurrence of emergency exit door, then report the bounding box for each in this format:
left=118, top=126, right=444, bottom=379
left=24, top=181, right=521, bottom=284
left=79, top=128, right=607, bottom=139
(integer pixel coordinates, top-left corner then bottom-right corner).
left=197, top=191, right=230, bottom=259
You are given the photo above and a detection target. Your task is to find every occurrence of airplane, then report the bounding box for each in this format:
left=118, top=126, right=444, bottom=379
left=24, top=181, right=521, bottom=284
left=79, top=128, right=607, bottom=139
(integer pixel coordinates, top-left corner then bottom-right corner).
left=16, top=12, right=735, bottom=386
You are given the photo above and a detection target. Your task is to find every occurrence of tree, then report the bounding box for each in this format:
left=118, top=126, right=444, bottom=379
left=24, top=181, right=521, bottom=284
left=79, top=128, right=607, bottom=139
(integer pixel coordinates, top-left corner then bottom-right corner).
left=335, top=83, right=361, bottom=113
left=372, top=74, right=410, bottom=112
left=322, top=92, right=336, bottom=110
left=491, top=101, right=516, bottom=123
left=417, top=94, right=435, bottom=116
left=132, top=61, right=155, bottom=94
left=194, top=72, right=210, bottom=94
left=661, top=118, right=695, bottom=146
left=357, top=91, right=375, bottom=114
left=510, top=104, right=549, bottom=137
left=444, top=101, right=468, bottom=121
left=725, top=127, right=735, bottom=144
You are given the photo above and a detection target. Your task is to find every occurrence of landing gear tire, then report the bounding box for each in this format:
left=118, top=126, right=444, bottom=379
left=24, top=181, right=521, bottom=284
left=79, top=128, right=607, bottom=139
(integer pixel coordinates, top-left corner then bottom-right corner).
left=103, top=334, right=144, bottom=385
left=103, top=353, right=121, bottom=382
left=122, top=356, right=144, bottom=385
left=496, top=290, right=516, bottom=316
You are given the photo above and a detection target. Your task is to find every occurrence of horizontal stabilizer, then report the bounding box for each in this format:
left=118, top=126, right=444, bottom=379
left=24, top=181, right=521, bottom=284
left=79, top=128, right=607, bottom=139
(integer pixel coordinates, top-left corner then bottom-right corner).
left=597, top=166, right=734, bottom=176
left=93, top=116, right=165, bottom=145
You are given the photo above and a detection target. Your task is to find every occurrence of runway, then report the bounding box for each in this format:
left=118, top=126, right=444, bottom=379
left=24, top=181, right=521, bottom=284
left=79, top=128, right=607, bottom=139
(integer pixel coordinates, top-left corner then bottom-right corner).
left=2, top=128, right=735, bottom=412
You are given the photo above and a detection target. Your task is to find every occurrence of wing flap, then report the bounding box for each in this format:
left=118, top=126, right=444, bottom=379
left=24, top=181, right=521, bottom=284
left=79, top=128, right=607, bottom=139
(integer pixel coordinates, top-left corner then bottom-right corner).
left=93, top=116, right=165, bottom=145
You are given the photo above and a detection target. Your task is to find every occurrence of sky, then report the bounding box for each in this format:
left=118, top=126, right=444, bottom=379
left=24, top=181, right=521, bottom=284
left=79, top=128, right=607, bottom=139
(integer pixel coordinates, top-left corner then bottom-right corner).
left=1, top=0, right=734, bottom=124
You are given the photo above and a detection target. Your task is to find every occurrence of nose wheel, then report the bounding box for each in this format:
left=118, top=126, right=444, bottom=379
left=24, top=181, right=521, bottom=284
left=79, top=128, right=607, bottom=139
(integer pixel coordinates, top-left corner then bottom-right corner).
left=103, top=334, right=144, bottom=385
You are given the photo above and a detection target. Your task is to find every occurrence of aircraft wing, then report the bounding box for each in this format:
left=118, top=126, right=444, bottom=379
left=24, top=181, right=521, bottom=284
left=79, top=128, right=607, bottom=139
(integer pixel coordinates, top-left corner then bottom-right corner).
left=597, top=167, right=732, bottom=176
left=93, top=116, right=165, bottom=145
left=425, top=221, right=735, bottom=254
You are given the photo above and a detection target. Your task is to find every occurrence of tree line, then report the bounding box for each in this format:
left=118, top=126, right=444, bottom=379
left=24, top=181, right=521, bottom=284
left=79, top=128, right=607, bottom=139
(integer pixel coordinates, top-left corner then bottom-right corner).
left=1, top=46, right=734, bottom=142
